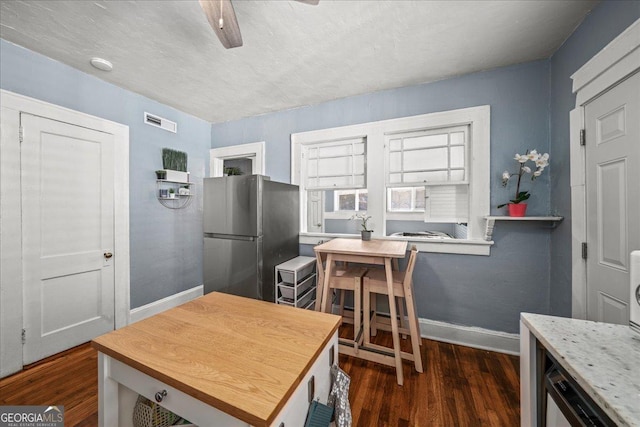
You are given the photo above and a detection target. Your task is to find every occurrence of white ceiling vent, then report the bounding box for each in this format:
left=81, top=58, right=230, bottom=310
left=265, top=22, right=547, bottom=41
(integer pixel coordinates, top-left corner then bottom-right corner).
left=144, top=112, right=177, bottom=133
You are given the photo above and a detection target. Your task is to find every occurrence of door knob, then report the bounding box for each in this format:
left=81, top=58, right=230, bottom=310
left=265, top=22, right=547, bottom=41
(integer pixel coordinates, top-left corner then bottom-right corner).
left=104, top=252, right=113, bottom=259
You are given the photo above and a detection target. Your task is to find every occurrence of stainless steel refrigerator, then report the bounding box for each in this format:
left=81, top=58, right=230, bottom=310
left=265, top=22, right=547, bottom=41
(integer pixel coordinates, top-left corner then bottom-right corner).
left=203, top=175, right=299, bottom=301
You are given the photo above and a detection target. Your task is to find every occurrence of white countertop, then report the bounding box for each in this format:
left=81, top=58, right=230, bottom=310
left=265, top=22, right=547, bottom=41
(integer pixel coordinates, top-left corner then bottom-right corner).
left=521, top=313, right=640, bottom=427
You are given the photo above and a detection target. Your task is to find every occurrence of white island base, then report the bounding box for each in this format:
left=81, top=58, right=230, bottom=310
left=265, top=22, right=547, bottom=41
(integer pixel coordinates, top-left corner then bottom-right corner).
left=93, top=292, right=343, bottom=427
left=98, top=334, right=338, bottom=427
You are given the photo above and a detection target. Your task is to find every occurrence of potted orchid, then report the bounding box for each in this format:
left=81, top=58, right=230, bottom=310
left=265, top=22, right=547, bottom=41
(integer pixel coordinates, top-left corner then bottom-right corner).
left=498, top=149, right=549, bottom=217
left=351, top=213, right=373, bottom=241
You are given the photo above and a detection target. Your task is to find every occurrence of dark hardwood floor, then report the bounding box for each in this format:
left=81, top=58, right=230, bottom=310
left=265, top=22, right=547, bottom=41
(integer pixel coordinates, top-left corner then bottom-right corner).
left=0, top=343, right=99, bottom=427
left=0, top=327, right=519, bottom=427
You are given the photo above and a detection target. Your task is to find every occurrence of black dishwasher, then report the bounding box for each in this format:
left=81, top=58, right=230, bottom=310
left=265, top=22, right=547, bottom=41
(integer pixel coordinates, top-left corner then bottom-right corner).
left=544, top=354, right=616, bottom=427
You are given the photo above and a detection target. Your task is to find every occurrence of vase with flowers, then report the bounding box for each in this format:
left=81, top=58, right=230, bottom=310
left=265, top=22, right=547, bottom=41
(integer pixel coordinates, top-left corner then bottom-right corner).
left=351, top=213, right=373, bottom=241
left=498, top=149, right=549, bottom=217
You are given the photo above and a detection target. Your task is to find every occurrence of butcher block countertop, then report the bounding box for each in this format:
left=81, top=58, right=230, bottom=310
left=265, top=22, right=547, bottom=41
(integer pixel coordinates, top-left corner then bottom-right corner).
left=92, top=292, right=342, bottom=427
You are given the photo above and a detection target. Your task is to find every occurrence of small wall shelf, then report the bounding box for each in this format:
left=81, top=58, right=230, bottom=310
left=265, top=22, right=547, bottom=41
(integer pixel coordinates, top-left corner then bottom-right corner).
left=484, top=216, right=564, bottom=241
left=156, top=178, right=194, bottom=210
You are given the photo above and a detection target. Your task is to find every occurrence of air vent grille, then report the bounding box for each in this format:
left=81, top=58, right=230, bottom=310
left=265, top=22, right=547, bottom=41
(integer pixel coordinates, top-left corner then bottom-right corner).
left=144, top=112, right=177, bottom=133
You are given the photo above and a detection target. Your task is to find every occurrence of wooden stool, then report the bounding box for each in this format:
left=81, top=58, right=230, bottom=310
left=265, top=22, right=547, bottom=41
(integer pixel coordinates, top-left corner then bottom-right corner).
left=315, top=251, right=367, bottom=352
left=363, top=246, right=423, bottom=381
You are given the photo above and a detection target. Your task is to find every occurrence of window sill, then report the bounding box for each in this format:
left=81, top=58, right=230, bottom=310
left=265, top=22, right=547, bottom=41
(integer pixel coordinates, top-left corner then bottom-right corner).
left=299, top=232, right=493, bottom=256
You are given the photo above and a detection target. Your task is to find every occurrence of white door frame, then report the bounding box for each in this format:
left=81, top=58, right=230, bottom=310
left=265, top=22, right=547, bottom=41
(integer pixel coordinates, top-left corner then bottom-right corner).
left=0, top=90, right=130, bottom=377
left=570, top=19, right=640, bottom=319
left=209, top=141, right=265, bottom=177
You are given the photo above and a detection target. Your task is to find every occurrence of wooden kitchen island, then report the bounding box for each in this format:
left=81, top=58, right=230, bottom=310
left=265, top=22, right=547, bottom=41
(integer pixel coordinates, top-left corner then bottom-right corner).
left=92, top=292, right=342, bottom=427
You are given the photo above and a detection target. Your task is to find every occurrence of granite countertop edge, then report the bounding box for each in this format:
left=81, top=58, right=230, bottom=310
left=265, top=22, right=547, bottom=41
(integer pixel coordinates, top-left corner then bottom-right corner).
left=521, top=312, right=640, bottom=427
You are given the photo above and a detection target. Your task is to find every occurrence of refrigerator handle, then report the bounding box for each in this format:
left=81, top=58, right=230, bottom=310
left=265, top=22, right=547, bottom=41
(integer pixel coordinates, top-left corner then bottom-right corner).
left=204, top=233, right=256, bottom=241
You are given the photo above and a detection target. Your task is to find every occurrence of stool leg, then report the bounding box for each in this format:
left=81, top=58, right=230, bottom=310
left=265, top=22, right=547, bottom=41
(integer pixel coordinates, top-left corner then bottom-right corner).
left=338, top=290, right=346, bottom=317
left=320, top=254, right=333, bottom=313
left=363, top=281, right=371, bottom=346
left=403, top=279, right=423, bottom=373
left=398, top=297, right=407, bottom=339
left=370, top=293, right=377, bottom=337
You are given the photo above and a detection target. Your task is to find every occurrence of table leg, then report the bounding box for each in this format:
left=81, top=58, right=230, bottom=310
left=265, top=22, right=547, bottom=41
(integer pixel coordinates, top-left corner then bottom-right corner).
left=314, top=251, right=324, bottom=311
left=385, top=258, right=403, bottom=386
left=403, top=279, right=423, bottom=373
left=354, top=276, right=361, bottom=353
left=98, top=353, right=119, bottom=427
left=320, top=253, right=334, bottom=313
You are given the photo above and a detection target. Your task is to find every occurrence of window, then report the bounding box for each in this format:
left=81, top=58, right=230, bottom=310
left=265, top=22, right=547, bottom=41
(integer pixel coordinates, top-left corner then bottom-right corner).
left=291, top=106, right=491, bottom=255
left=387, top=187, right=425, bottom=212
left=335, top=189, right=368, bottom=211
left=386, top=125, right=469, bottom=221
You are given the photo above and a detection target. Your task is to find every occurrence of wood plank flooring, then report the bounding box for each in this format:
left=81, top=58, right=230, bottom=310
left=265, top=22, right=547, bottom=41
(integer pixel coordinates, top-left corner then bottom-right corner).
left=0, top=343, right=98, bottom=427
left=0, top=327, right=519, bottom=427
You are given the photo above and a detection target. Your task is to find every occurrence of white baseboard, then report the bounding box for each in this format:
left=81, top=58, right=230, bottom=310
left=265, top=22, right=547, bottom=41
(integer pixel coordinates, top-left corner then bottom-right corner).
left=419, top=318, right=519, bottom=355
left=129, top=285, right=204, bottom=324
left=334, top=304, right=519, bottom=355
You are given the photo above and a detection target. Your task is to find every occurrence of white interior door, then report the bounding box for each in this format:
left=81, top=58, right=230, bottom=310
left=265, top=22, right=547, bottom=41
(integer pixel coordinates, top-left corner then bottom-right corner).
left=586, top=71, right=640, bottom=324
left=307, top=190, right=324, bottom=232
left=21, top=113, right=115, bottom=364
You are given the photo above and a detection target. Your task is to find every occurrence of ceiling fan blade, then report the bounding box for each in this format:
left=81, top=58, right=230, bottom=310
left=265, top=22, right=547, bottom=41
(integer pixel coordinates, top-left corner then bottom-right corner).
left=295, top=0, right=319, bottom=5
left=199, top=0, right=243, bottom=49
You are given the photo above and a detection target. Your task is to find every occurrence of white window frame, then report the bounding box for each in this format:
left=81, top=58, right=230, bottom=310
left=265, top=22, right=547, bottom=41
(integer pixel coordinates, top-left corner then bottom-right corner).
left=209, top=141, right=265, bottom=177
left=291, top=106, right=492, bottom=255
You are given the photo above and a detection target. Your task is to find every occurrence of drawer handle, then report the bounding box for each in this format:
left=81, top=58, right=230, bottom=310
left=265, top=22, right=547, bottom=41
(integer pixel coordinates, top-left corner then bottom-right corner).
left=155, top=390, right=167, bottom=403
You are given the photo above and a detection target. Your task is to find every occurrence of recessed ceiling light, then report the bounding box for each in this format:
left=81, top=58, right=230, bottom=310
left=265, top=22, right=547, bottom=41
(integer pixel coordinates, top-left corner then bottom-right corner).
left=90, top=57, right=113, bottom=72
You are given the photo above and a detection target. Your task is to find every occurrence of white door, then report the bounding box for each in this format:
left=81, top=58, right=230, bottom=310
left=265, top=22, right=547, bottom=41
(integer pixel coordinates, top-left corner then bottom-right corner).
left=586, top=71, right=640, bottom=324
left=21, top=113, right=115, bottom=364
left=307, top=190, right=324, bottom=232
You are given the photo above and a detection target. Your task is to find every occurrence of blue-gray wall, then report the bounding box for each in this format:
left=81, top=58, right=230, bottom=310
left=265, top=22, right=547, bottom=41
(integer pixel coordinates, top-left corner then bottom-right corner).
left=212, top=60, right=552, bottom=333
left=0, top=39, right=210, bottom=309
left=548, top=1, right=640, bottom=317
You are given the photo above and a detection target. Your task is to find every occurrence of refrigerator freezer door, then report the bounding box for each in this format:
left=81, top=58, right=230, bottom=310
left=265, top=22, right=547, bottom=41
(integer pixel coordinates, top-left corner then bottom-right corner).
left=203, top=236, right=263, bottom=299
left=203, top=176, right=262, bottom=236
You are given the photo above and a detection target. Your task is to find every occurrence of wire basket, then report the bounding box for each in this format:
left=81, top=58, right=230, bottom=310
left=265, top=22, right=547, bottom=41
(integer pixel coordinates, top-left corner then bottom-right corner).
left=132, top=395, right=181, bottom=427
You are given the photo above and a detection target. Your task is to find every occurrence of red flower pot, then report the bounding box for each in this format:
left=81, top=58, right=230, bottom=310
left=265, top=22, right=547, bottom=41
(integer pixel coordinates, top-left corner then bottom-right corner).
left=508, top=203, right=527, bottom=217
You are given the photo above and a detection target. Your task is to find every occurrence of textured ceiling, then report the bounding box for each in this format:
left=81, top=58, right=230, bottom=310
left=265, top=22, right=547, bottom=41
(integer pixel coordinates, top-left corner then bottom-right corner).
left=0, top=0, right=598, bottom=123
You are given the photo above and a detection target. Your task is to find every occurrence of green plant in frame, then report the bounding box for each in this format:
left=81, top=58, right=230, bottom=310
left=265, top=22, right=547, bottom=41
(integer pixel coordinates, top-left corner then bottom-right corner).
left=223, top=166, right=243, bottom=176
left=162, top=148, right=188, bottom=172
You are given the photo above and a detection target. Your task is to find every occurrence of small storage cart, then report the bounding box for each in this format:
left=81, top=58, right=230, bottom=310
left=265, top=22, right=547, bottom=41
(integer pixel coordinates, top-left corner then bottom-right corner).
left=275, top=256, right=317, bottom=309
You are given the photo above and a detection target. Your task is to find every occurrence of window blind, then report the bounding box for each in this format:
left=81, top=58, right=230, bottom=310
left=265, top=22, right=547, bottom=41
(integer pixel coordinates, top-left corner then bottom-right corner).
left=386, top=126, right=468, bottom=186
left=424, top=184, right=469, bottom=223
left=304, top=137, right=366, bottom=190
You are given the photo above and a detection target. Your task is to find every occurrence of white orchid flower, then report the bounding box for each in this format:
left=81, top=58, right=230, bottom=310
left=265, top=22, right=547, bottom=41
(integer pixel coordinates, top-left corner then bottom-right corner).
left=527, top=150, right=540, bottom=161
left=533, top=170, right=542, bottom=177
left=523, top=166, right=531, bottom=174
left=515, top=154, right=528, bottom=163
left=502, top=171, right=510, bottom=180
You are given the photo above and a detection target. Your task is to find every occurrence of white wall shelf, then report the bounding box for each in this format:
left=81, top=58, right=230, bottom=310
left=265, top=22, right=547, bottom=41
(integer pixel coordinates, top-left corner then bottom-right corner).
left=484, top=216, right=564, bottom=241
left=155, top=176, right=193, bottom=210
